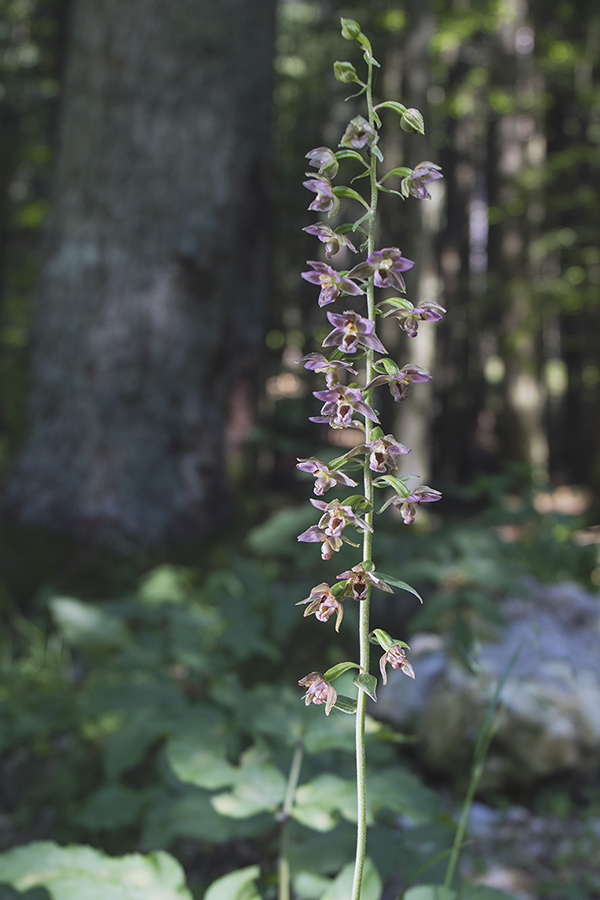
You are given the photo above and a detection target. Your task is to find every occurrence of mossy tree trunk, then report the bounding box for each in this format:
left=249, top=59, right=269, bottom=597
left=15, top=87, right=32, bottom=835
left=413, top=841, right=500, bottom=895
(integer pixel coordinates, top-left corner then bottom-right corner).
left=4, top=0, right=276, bottom=552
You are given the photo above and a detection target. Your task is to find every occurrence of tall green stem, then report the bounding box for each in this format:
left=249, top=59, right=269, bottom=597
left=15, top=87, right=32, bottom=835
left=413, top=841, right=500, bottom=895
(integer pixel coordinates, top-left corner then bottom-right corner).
left=351, top=58, right=378, bottom=900
left=279, top=741, right=304, bottom=900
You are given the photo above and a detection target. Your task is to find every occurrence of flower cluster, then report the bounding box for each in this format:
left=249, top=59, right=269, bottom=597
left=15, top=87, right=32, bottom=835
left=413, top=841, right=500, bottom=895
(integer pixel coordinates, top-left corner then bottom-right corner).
left=295, top=18, right=444, bottom=727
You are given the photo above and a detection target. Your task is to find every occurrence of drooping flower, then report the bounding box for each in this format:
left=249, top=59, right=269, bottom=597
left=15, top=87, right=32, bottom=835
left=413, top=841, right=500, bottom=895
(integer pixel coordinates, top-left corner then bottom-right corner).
left=340, top=115, right=377, bottom=150
left=306, top=146, right=339, bottom=179
left=379, top=644, right=415, bottom=684
left=383, top=299, right=446, bottom=337
left=310, top=385, right=379, bottom=429
left=336, top=563, right=394, bottom=602
left=401, top=161, right=443, bottom=200
left=301, top=261, right=364, bottom=307
left=322, top=310, right=387, bottom=355
left=350, top=248, right=415, bottom=292
left=299, top=353, right=358, bottom=388
left=296, top=457, right=358, bottom=496
left=368, top=364, right=431, bottom=402
left=310, top=498, right=372, bottom=537
left=298, top=672, right=337, bottom=715
left=364, top=435, right=411, bottom=473
left=379, top=485, right=442, bottom=524
left=303, top=223, right=357, bottom=259
left=302, top=175, right=339, bottom=215
left=298, top=583, right=345, bottom=631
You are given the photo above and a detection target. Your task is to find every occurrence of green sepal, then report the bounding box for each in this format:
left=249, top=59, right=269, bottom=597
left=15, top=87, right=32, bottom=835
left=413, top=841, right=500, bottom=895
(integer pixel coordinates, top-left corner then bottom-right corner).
left=372, top=357, right=400, bottom=376
left=332, top=185, right=370, bottom=209
left=333, top=696, right=358, bottom=714
left=323, top=661, right=361, bottom=681
left=353, top=673, right=378, bottom=702
left=370, top=426, right=383, bottom=441
left=373, top=572, right=424, bottom=604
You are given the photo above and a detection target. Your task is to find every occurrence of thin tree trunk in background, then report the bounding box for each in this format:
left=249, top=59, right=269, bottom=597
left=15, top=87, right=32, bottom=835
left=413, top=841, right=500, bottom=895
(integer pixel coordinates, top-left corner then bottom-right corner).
left=4, top=0, right=276, bottom=552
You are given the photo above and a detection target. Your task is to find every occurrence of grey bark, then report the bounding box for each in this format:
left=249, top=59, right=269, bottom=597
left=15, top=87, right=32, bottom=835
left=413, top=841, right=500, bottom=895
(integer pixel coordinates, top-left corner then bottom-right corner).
left=4, top=0, right=276, bottom=551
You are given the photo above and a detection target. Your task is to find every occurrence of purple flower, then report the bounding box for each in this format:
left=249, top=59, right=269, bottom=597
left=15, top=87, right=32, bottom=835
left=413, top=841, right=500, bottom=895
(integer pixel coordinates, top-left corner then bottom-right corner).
left=401, top=161, right=443, bottom=200
left=306, top=146, right=339, bottom=179
left=296, top=457, right=358, bottom=496
left=298, top=583, right=345, bottom=632
left=364, top=435, right=411, bottom=472
left=350, top=248, right=415, bottom=292
left=303, top=223, right=357, bottom=259
left=310, top=385, right=379, bottom=429
left=336, top=563, right=394, bottom=602
left=380, top=644, right=415, bottom=684
left=302, top=175, right=340, bottom=214
left=368, top=364, right=431, bottom=402
left=309, top=498, right=372, bottom=537
left=301, top=262, right=364, bottom=307
left=379, top=485, right=442, bottom=524
left=322, top=310, right=387, bottom=355
left=298, top=672, right=337, bottom=715
left=383, top=299, right=445, bottom=337
left=340, top=115, right=377, bottom=149
left=299, top=353, right=358, bottom=388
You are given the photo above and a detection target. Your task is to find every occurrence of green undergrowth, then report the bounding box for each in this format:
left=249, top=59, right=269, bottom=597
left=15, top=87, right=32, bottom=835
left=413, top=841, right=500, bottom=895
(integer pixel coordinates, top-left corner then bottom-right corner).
left=0, top=491, right=596, bottom=899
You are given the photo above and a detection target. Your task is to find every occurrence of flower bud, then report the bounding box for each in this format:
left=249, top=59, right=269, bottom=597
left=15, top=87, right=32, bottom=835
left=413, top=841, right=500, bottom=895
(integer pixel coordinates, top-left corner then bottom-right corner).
left=333, top=60, right=359, bottom=84
left=340, top=17, right=361, bottom=40
left=400, top=108, right=425, bottom=135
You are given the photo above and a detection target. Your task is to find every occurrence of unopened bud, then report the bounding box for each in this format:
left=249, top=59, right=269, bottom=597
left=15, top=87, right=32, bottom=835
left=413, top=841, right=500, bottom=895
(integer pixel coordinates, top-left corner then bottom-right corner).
left=400, top=108, right=425, bottom=135
left=340, top=18, right=361, bottom=41
left=333, top=60, right=359, bottom=84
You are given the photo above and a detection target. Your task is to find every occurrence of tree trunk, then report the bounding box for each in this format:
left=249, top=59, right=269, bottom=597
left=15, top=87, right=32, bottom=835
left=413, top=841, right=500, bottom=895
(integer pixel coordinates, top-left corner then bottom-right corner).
left=4, top=0, right=276, bottom=552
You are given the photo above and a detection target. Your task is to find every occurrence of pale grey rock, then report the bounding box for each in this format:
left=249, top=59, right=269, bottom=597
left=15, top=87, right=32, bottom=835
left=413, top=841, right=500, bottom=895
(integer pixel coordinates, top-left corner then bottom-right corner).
left=375, top=580, right=600, bottom=787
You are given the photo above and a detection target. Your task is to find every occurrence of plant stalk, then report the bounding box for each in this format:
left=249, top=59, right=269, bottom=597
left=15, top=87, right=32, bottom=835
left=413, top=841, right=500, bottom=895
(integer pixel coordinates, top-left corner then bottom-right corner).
left=279, top=741, right=304, bottom=900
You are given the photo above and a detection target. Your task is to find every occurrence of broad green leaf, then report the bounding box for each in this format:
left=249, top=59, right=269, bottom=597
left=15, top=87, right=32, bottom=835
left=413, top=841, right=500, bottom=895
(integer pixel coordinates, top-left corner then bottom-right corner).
left=404, top=888, right=457, bottom=900
left=292, top=774, right=356, bottom=831
left=50, top=597, right=131, bottom=652
left=204, top=866, right=262, bottom=900
left=166, top=726, right=236, bottom=790
left=373, top=572, right=423, bottom=603
left=353, top=673, right=377, bottom=702
left=367, top=767, right=442, bottom=824
left=319, top=858, right=382, bottom=900
left=0, top=841, right=192, bottom=900
left=75, top=784, right=147, bottom=830
left=211, top=747, right=286, bottom=819
left=323, top=661, right=360, bottom=682
left=460, top=887, right=520, bottom=900
left=293, top=871, right=331, bottom=900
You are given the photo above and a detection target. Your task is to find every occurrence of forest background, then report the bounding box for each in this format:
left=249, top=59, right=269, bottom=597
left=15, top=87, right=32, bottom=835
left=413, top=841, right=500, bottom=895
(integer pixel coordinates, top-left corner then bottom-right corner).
left=0, top=0, right=599, bottom=897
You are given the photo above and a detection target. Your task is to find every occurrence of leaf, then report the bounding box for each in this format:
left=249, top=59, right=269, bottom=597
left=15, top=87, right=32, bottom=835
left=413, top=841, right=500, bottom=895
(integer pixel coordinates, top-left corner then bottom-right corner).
left=332, top=186, right=370, bottom=209
left=323, top=661, right=361, bottom=682
left=404, top=888, right=457, bottom=900
left=460, top=887, right=520, bottom=900
left=369, top=628, right=394, bottom=651
left=374, top=100, right=407, bottom=116
left=319, top=858, right=382, bottom=900
left=49, top=597, right=132, bottom=652
left=0, top=841, right=192, bottom=900
left=292, top=774, right=355, bottom=832
left=352, top=209, right=374, bottom=231
left=335, top=149, right=369, bottom=166
left=373, top=572, right=423, bottom=604
left=380, top=166, right=412, bottom=182
left=353, top=673, right=377, bottom=702
left=211, top=746, right=286, bottom=819
left=166, top=724, right=236, bottom=790
left=204, top=866, right=262, bottom=900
